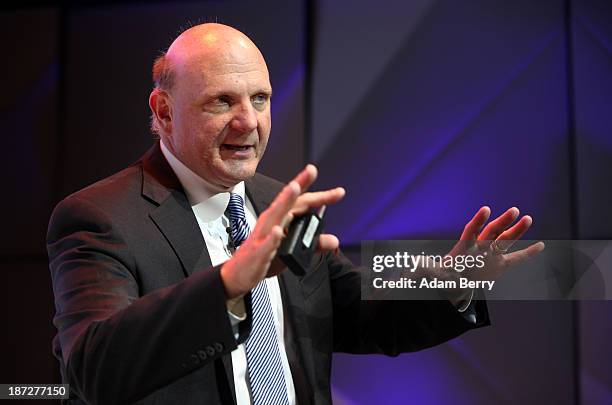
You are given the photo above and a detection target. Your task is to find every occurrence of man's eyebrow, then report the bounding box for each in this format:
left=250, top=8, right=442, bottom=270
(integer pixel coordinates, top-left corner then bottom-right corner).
left=197, top=88, right=272, bottom=103
left=257, top=89, right=273, bottom=96
left=199, top=91, right=237, bottom=101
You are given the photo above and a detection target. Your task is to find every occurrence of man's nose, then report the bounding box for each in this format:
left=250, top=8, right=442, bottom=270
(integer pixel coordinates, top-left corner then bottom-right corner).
left=230, top=102, right=258, bottom=133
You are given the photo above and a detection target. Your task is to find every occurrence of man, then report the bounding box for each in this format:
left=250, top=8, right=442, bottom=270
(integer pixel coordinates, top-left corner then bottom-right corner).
left=47, top=23, right=542, bottom=404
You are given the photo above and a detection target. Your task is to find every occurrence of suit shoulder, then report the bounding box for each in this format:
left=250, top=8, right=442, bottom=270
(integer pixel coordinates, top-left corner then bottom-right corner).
left=55, top=164, right=143, bottom=215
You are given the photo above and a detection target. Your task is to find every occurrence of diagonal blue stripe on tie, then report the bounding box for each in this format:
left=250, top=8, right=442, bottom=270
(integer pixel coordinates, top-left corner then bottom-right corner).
left=226, top=193, right=289, bottom=405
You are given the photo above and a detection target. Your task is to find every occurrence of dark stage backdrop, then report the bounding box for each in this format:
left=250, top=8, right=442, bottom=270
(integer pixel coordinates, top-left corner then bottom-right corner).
left=1, top=1, right=611, bottom=404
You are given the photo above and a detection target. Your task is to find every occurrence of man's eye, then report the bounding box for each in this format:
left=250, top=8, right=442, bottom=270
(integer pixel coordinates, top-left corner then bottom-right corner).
left=215, top=96, right=231, bottom=106
left=205, top=97, right=231, bottom=113
left=251, top=94, right=269, bottom=105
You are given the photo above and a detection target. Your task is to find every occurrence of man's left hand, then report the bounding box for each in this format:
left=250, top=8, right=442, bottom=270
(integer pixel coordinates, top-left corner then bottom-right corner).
left=451, top=206, right=545, bottom=280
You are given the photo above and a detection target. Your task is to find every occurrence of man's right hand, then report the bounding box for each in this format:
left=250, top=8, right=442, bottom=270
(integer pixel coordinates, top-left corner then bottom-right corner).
left=220, top=165, right=345, bottom=299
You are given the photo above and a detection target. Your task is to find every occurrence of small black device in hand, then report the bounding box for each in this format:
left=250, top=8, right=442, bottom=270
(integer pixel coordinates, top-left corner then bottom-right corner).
left=278, top=205, right=326, bottom=276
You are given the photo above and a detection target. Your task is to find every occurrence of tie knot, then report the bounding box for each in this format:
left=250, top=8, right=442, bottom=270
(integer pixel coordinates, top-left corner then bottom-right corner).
left=227, top=193, right=249, bottom=247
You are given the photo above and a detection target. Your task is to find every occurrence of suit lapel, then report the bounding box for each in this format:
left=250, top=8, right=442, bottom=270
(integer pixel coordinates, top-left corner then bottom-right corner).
left=149, top=193, right=212, bottom=276
left=141, top=142, right=212, bottom=277
left=140, top=142, right=237, bottom=403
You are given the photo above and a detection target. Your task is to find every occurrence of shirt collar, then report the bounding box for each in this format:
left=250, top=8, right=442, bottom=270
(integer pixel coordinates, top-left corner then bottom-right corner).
left=160, top=139, right=246, bottom=222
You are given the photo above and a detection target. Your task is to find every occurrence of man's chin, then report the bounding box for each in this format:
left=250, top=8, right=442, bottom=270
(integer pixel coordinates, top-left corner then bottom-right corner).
left=216, top=163, right=258, bottom=187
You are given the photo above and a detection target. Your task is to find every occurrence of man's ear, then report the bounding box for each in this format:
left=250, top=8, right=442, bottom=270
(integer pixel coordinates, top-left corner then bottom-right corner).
left=149, top=89, right=173, bottom=134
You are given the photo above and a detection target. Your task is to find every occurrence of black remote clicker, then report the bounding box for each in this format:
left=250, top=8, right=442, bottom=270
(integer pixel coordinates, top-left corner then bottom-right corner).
left=278, top=205, right=327, bottom=276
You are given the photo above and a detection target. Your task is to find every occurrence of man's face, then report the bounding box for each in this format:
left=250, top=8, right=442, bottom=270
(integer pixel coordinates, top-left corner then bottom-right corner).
left=165, top=40, right=272, bottom=189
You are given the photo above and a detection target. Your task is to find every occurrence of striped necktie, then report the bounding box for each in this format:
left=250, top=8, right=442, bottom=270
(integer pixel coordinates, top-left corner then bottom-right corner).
left=226, top=193, right=290, bottom=405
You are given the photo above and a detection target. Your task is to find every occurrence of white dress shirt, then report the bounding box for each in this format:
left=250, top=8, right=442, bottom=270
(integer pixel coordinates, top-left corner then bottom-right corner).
left=160, top=140, right=296, bottom=405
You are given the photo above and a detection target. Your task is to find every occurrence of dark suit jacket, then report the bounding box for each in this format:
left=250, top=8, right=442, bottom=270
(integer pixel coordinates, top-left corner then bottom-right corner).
left=47, top=141, right=489, bottom=405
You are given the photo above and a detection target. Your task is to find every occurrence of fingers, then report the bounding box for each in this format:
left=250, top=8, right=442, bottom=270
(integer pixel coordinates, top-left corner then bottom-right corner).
left=493, top=215, right=533, bottom=252
left=282, top=164, right=344, bottom=219
left=291, top=188, right=346, bottom=215
left=261, top=225, right=285, bottom=261
left=266, top=233, right=340, bottom=278
left=460, top=206, right=491, bottom=240
left=278, top=187, right=345, bottom=230
left=292, top=164, right=318, bottom=193
left=280, top=212, right=295, bottom=231
left=478, top=207, right=519, bottom=241
left=504, top=241, right=545, bottom=267
left=220, top=224, right=286, bottom=298
left=257, top=181, right=301, bottom=235
left=250, top=225, right=284, bottom=268
left=498, top=215, right=532, bottom=240
left=317, top=234, right=339, bottom=252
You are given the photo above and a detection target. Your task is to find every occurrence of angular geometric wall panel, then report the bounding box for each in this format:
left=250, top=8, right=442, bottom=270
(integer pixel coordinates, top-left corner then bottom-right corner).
left=573, top=2, right=612, bottom=405
left=312, top=0, right=437, bottom=161
left=573, top=0, right=612, bottom=239
left=313, top=0, right=570, bottom=243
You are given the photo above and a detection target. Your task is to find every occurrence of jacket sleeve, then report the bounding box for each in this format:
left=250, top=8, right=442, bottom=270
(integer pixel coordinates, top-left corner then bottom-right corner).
left=47, top=195, right=239, bottom=404
left=328, top=250, right=490, bottom=355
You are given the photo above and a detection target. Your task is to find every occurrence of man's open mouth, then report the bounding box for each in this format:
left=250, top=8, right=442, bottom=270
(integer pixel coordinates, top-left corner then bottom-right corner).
left=222, top=144, right=252, bottom=151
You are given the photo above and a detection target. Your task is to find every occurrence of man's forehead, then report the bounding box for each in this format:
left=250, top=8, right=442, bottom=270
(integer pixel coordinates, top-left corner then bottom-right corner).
left=176, top=53, right=270, bottom=90
left=171, top=39, right=266, bottom=79
left=193, top=54, right=267, bottom=74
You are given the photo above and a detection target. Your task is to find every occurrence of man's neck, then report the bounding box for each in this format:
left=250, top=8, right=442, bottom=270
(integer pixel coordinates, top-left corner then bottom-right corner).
left=159, top=139, right=245, bottom=205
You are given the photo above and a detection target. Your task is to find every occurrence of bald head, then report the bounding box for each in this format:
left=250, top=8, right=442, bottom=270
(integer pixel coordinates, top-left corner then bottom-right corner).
left=152, top=23, right=266, bottom=94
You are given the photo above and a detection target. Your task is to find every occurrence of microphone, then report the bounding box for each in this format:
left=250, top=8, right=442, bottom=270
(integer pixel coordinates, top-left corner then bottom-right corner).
left=226, top=226, right=235, bottom=250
